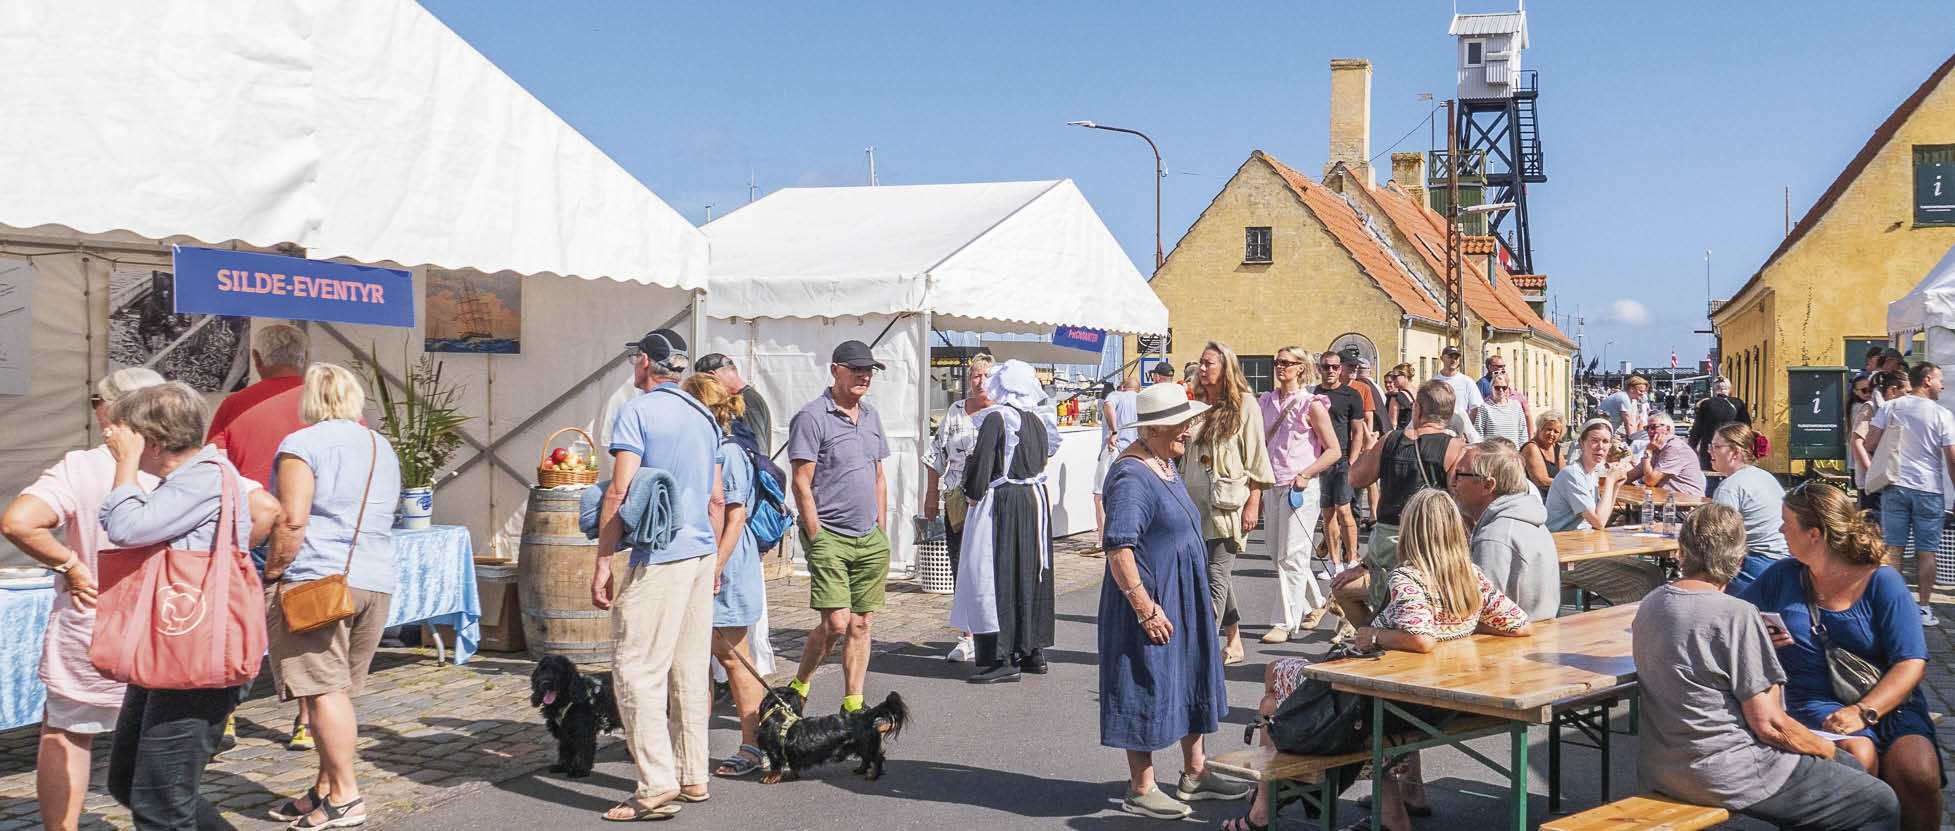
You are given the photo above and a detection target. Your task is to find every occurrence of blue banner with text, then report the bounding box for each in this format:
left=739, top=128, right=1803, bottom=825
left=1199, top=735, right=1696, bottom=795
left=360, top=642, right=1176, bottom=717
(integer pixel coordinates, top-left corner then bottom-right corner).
left=1052, top=325, right=1105, bottom=354
left=171, top=246, right=415, bottom=328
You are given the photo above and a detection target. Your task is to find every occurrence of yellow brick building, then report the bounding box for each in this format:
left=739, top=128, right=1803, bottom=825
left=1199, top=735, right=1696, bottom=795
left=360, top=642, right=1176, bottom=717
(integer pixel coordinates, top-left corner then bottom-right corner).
left=1135, top=60, right=1573, bottom=414
left=1712, top=53, right=1955, bottom=473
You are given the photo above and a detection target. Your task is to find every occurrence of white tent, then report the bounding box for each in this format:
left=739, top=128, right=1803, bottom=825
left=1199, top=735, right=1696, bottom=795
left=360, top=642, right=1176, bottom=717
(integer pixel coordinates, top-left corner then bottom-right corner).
left=1887, top=242, right=1955, bottom=363
left=703, top=180, right=1168, bottom=571
left=0, top=0, right=707, bottom=563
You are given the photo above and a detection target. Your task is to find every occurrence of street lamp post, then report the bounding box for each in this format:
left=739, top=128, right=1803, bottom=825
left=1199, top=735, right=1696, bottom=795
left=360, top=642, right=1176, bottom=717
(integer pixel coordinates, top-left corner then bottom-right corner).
left=1068, top=120, right=1164, bottom=270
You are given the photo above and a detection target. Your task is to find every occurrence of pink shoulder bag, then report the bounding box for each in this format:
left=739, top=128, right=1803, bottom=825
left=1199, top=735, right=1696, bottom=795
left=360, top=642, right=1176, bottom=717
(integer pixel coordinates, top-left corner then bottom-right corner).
left=90, top=462, right=268, bottom=689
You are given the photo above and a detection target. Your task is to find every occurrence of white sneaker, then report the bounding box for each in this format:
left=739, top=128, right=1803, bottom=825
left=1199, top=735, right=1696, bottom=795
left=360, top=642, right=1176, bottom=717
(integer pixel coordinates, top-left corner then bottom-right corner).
left=946, top=635, right=974, bottom=663
left=1921, top=606, right=1939, bottom=627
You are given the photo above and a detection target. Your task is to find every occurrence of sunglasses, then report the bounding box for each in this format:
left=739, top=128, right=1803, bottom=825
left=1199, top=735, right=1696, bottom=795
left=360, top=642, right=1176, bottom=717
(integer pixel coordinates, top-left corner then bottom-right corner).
left=1320, top=363, right=1340, bottom=370
left=1273, top=359, right=1302, bottom=368
left=89, top=394, right=103, bottom=407
left=1493, top=386, right=1509, bottom=392
left=1450, top=470, right=1486, bottom=482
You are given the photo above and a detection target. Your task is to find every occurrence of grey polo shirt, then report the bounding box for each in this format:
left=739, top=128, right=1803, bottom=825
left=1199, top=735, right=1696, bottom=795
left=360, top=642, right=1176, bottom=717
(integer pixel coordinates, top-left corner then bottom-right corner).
left=786, top=389, right=890, bottom=537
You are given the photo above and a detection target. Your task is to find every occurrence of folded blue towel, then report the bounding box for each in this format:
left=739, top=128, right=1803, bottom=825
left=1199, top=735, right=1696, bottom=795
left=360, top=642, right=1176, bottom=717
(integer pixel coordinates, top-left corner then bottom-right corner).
left=577, top=468, right=682, bottom=566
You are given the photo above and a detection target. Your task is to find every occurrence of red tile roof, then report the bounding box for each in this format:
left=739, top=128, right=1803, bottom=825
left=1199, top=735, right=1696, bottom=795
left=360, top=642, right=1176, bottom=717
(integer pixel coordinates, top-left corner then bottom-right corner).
left=1255, top=151, right=1445, bottom=320
left=1361, top=180, right=1573, bottom=347
left=1724, top=52, right=1955, bottom=310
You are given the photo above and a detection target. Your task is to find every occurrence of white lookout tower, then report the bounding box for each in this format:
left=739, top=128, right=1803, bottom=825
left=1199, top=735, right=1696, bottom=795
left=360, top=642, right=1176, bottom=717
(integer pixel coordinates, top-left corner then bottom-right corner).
left=1440, top=4, right=1546, bottom=275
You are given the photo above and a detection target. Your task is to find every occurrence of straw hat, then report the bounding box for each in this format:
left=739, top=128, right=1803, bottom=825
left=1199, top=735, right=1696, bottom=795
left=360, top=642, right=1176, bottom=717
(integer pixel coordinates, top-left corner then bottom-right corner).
left=1130, top=383, right=1210, bottom=429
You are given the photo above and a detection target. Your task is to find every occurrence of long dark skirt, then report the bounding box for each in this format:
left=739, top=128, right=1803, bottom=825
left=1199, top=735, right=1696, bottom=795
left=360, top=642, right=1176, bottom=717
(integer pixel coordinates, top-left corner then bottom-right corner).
left=992, top=482, right=1055, bottom=655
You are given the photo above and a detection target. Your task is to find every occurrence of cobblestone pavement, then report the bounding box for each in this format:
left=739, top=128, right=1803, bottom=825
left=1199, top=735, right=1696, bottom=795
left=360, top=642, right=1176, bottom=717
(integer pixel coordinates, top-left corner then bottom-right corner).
left=7, top=535, right=1955, bottom=830
left=0, top=535, right=1106, bottom=830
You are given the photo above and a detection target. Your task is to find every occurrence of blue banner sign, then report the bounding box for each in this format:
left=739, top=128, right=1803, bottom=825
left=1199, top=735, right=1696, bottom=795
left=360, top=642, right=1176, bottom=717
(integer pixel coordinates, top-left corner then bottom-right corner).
left=1052, top=325, right=1105, bottom=354
left=171, top=246, right=415, bottom=328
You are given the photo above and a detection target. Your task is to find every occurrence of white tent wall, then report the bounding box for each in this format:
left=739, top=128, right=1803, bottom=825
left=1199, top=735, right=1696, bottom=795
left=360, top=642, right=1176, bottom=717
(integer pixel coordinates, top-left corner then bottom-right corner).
left=0, top=230, right=238, bottom=567
left=705, top=314, right=929, bottom=574
left=307, top=270, right=697, bottom=560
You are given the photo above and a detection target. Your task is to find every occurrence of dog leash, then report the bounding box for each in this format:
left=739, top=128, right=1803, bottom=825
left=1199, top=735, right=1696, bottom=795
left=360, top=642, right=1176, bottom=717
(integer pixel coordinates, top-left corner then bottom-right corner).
left=711, top=628, right=803, bottom=720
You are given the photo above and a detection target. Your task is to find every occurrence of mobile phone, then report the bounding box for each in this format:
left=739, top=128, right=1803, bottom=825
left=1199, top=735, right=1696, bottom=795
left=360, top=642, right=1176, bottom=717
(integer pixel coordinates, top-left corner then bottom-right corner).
left=1759, top=612, right=1788, bottom=638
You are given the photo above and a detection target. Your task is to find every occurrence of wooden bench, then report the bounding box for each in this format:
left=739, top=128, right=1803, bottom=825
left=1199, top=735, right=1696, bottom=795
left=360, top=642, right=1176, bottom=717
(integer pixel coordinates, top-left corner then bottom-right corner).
left=1207, top=715, right=1507, bottom=830
left=1541, top=715, right=1946, bottom=831
left=1539, top=794, right=1729, bottom=831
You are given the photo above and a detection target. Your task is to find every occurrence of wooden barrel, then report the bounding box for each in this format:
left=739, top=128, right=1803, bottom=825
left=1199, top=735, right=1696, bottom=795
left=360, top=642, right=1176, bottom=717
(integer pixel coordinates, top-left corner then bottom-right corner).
left=517, top=486, right=613, bottom=664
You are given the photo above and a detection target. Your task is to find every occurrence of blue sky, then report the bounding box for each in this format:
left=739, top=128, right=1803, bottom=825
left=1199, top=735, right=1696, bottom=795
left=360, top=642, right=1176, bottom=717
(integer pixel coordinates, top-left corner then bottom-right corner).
left=421, top=0, right=1951, bottom=368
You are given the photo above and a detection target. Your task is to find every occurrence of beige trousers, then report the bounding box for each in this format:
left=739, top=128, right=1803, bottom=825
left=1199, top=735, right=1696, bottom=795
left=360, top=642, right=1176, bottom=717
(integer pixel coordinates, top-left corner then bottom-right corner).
left=611, top=553, right=714, bottom=797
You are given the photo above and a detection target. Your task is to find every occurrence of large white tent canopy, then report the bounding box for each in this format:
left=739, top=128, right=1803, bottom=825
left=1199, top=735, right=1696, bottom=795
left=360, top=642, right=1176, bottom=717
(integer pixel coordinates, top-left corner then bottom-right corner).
left=703, top=180, right=1167, bottom=571
left=0, top=0, right=705, bottom=290
left=705, top=180, right=1167, bottom=335
left=0, top=0, right=708, bottom=563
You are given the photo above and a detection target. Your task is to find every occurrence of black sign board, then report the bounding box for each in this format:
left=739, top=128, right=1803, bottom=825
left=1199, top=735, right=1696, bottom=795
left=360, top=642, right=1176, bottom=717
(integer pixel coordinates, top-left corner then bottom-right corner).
left=1786, top=366, right=1846, bottom=461
left=1916, top=146, right=1955, bottom=226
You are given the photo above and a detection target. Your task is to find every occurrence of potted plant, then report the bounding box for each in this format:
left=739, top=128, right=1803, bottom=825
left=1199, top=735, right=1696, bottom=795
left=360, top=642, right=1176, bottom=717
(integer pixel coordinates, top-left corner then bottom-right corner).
left=361, top=348, right=470, bottom=529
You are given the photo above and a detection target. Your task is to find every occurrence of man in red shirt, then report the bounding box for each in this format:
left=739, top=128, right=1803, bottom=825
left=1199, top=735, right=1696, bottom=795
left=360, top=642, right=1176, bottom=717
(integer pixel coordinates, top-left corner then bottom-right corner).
left=206, top=322, right=315, bottom=751
left=208, top=323, right=310, bottom=486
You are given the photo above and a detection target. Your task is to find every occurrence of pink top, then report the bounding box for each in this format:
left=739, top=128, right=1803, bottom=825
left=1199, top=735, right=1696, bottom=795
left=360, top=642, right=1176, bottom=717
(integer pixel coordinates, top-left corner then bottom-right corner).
left=21, top=446, right=260, bottom=708
left=1258, top=389, right=1330, bottom=484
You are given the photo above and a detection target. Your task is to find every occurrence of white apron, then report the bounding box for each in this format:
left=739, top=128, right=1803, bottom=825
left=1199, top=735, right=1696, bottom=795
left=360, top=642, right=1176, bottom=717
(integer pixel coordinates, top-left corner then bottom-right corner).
left=948, top=405, right=1053, bottom=635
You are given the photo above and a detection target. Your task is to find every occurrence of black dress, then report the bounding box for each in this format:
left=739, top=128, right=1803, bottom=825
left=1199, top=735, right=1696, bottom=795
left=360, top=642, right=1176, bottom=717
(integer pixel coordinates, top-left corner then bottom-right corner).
left=962, top=408, right=1055, bottom=664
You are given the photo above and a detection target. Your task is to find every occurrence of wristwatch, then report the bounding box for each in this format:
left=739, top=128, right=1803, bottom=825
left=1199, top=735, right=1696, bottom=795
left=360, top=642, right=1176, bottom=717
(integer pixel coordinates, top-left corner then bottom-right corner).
left=49, top=555, right=75, bottom=574
left=1859, top=705, right=1881, bottom=726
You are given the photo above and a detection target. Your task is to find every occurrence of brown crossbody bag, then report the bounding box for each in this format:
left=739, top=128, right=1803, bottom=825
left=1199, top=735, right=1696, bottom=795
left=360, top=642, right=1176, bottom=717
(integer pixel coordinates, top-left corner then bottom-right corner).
left=280, top=432, right=378, bottom=634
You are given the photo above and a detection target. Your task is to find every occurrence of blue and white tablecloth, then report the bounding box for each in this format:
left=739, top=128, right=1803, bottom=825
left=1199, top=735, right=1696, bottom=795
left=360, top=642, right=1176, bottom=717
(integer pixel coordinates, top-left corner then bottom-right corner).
left=1, top=581, right=55, bottom=730
left=385, top=525, right=481, bottom=664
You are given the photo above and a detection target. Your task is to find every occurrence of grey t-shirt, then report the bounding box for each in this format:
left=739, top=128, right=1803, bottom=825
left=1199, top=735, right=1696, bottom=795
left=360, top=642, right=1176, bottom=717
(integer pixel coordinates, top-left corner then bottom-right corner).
left=786, top=390, right=890, bottom=537
left=1711, top=465, right=1789, bottom=561
left=1631, top=584, right=1800, bottom=809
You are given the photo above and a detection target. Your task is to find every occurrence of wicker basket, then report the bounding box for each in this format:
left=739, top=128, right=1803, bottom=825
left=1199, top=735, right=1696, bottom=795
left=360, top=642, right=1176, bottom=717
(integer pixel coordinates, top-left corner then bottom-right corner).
left=536, top=426, right=600, bottom=487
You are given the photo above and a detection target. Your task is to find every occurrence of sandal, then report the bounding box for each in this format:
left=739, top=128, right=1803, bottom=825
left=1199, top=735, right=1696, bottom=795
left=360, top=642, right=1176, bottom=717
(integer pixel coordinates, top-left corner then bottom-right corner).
left=1222, top=815, right=1268, bottom=831
left=268, top=786, right=321, bottom=822
left=1223, top=648, right=1246, bottom=666
left=287, top=796, right=365, bottom=829
left=601, top=801, right=681, bottom=822
left=714, top=745, right=764, bottom=777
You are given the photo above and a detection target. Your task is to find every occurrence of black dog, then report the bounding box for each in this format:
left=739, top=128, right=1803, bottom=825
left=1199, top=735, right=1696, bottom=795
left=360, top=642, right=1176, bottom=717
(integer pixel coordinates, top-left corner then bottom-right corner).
left=528, top=655, right=620, bottom=778
left=754, top=686, right=909, bottom=784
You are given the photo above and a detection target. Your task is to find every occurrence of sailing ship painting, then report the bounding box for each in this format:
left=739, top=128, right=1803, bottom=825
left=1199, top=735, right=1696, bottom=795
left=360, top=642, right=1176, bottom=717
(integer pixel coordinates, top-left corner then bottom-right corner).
left=426, top=268, right=521, bottom=354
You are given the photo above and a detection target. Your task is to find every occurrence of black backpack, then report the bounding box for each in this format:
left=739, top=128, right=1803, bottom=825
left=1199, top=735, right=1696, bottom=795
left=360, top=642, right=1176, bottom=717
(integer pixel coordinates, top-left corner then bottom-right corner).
left=1266, top=676, right=1373, bottom=756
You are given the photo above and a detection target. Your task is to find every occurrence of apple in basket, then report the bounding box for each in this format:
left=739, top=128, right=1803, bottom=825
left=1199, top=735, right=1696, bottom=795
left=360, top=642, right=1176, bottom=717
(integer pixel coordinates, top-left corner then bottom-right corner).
left=550, top=447, right=569, bottom=465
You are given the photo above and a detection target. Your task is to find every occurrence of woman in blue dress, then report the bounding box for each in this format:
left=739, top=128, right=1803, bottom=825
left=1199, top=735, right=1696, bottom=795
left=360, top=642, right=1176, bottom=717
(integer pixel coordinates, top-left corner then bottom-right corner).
left=683, top=373, right=769, bottom=779
left=1099, top=383, right=1248, bottom=820
left=1741, top=482, right=1942, bottom=830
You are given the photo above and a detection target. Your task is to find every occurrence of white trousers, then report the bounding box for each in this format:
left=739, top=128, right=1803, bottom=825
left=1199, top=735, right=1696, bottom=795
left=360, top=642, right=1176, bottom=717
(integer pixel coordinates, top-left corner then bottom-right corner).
left=1267, top=482, right=1328, bottom=630
left=612, top=554, right=714, bottom=797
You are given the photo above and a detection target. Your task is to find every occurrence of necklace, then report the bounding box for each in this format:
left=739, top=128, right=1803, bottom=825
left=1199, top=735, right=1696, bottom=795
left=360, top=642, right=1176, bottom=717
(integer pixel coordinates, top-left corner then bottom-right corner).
left=1129, top=443, right=1177, bottom=482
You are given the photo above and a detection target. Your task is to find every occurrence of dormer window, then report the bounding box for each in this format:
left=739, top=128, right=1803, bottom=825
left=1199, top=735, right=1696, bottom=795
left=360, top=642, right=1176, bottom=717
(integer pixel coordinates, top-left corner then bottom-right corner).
left=1464, top=40, right=1485, bottom=66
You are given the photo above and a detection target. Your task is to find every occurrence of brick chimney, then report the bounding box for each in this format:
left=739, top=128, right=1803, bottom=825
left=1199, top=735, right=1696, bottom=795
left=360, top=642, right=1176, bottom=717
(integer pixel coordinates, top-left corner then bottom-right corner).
left=1390, top=152, right=1428, bottom=209
left=1326, top=59, right=1373, bottom=187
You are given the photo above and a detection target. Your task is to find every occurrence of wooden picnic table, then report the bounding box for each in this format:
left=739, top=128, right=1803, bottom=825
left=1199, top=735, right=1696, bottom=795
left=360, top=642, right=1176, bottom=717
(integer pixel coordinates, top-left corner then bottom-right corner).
left=1554, top=529, right=1680, bottom=564
left=1301, top=602, right=1641, bottom=831
left=1614, top=484, right=1707, bottom=509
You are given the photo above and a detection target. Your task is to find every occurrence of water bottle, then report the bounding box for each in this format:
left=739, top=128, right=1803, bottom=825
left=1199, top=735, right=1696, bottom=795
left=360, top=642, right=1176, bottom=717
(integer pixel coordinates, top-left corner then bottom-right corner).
left=1662, top=493, right=1677, bottom=537
left=1642, top=489, right=1655, bottom=532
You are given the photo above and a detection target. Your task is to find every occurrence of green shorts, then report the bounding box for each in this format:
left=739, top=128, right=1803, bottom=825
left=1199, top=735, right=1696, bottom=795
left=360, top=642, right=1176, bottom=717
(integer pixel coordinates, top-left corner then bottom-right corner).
left=804, top=526, right=891, bottom=613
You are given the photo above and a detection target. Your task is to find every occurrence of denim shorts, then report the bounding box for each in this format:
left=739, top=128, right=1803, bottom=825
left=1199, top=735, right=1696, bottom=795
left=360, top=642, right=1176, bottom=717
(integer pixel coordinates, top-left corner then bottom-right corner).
left=1879, top=484, right=1944, bottom=550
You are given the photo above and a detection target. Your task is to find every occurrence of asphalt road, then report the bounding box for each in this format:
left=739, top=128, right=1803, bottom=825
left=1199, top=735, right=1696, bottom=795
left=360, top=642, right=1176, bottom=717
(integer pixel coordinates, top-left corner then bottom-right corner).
left=381, top=544, right=1760, bottom=831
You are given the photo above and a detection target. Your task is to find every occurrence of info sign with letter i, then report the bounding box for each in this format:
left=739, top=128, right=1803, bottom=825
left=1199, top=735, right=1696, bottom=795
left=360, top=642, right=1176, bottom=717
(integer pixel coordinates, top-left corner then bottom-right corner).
left=170, top=246, right=416, bottom=328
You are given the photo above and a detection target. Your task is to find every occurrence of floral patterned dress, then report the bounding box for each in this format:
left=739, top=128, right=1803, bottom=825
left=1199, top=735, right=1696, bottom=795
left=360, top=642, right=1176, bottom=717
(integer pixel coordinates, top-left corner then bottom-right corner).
left=1270, top=564, right=1527, bottom=698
